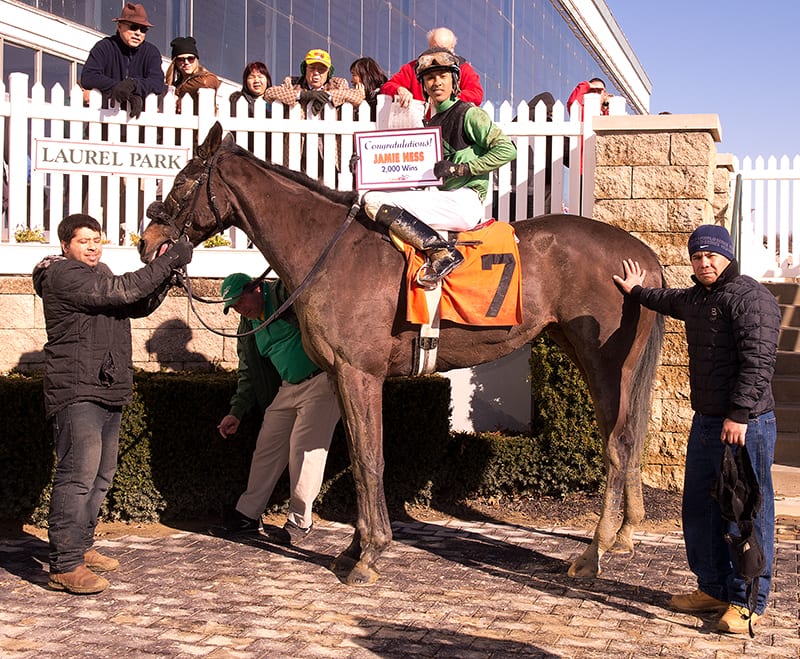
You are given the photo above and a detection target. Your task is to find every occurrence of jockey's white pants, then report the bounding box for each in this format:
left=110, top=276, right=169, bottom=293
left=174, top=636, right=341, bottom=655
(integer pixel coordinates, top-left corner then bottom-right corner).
left=362, top=187, right=485, bottom=232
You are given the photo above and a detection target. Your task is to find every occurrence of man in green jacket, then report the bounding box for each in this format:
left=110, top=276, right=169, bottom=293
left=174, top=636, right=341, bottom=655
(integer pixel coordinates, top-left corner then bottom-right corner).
left=214, top=273, right=340, bottom=544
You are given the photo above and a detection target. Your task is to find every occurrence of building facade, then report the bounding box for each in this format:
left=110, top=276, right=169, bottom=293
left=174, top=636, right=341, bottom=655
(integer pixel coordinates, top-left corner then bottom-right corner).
left=2, top=0, right=650, bottom=114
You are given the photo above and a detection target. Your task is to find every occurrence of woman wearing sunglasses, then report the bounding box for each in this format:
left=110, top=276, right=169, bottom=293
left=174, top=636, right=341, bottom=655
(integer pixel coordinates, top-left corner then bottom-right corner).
left=166, top=36, right=221, bottom=114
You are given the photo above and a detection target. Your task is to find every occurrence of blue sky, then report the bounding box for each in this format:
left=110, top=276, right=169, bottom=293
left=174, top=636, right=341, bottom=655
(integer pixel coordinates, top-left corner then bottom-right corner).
left=606, top=1, right=798, bottom=160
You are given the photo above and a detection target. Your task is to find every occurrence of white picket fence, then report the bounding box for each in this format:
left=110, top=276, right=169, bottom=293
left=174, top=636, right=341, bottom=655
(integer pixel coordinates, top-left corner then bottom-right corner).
left=733, top=155, right=800, bottom=280
left=0, top=71, right=611, bottom=277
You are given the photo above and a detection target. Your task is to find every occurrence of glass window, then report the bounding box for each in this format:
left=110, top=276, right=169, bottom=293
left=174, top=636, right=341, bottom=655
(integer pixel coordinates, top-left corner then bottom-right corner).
left=194, top=0, right=245, bottom=81
left=292, top=0, right=329, bottom=41
left=42, top=52, right=71, bottom=93
left=9, top=0, right=635, bottom=116
left=4, top=41, right=35, bottom=90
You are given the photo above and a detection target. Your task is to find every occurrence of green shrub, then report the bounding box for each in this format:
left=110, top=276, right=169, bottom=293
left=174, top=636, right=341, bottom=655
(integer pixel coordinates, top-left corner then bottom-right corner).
left=1, top=338, right=607, bottom=525
left=528, top=335, right=604, bottom=495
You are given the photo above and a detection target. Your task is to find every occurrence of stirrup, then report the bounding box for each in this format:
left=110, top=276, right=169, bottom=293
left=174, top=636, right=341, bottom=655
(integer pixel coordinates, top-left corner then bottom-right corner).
left=415, top=263, right=442, bottom=290
left=416, top=249, right=464, bottom=289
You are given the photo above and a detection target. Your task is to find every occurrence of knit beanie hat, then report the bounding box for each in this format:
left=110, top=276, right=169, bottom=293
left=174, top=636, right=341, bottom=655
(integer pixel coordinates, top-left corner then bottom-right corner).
left=171, top=36, right=199, bottom=59
left=687, top=224, right=734, bottom=261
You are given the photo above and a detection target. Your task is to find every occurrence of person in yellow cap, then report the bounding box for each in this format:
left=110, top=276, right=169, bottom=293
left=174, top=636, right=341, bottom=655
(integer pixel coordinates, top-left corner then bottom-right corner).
left=264, top=48, right=363, bottom=117
left=211, top=274, right=340, bottom=546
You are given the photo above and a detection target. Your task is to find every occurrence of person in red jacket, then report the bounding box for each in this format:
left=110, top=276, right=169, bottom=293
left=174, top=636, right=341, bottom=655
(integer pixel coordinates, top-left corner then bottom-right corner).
left=381, top=27, right=483, bottom=109
left=567, top=77, right=612, bottom=118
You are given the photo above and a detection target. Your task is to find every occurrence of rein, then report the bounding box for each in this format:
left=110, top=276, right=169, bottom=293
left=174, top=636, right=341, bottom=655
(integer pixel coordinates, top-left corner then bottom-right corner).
left=172, top=150, right=360, bottom=338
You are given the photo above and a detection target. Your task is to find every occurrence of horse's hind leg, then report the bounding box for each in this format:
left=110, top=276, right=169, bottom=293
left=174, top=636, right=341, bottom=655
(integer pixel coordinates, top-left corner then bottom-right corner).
left=568, top=417, right=638, bottom=577
left=330, top=363, right=392, bottom=586
left=567, top=313, right=660, bottom=577
left=610, top=464, right=646, bottom=554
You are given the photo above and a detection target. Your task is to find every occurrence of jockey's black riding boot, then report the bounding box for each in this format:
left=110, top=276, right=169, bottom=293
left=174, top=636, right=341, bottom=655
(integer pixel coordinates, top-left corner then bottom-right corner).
left=374, top=205, right=464, bottom=287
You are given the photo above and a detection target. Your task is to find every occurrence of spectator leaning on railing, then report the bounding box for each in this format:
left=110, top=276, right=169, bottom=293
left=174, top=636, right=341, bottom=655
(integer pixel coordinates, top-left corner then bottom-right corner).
left=80, top=3, right=166, bottom=118
left=165, top=36, right=221, bottom=114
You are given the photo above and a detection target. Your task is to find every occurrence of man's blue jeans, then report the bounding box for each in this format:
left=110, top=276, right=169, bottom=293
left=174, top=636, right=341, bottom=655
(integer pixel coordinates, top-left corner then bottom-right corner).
left=48, top=401, right=121, bottom=573
left=682, top=411, right=776, bottom=614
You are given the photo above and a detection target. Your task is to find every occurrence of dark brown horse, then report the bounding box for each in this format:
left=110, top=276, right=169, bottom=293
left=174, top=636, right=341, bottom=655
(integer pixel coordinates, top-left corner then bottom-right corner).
left=140, top=123, right=665, bottom=585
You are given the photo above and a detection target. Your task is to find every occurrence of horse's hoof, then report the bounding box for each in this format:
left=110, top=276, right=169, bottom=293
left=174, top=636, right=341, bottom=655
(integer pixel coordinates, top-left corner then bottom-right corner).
left=345, top=561, right=379, bottom=586
left=329, top=552, right=357, bottom=573
left=610, top=536, right=635, bottom=554
left=567, top=553, right=601, bottom=578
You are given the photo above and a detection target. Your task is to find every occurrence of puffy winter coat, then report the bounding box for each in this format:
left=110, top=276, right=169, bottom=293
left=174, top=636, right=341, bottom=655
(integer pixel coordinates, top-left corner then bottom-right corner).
left=32, top=252, right=178, bottom=418
left=631, top=260, right=780, bottom=422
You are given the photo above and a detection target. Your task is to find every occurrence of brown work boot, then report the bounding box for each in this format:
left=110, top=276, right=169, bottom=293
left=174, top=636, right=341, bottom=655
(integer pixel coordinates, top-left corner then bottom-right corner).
left=84, top=548, right=119, bottom=572
left=717, top=604, right=763, bottom=634
left=668, top=588, right=728, bottom=612
left=49, top=564, right=109, bottom=594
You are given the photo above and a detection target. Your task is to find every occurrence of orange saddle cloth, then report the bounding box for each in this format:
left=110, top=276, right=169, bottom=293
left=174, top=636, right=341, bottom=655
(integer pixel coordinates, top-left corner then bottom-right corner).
left=400, top=219, right=523, bottom=326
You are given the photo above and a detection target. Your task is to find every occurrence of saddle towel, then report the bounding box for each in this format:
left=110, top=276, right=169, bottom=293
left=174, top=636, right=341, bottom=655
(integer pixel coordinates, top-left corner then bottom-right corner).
left=400, top=220, right=523, bottom=326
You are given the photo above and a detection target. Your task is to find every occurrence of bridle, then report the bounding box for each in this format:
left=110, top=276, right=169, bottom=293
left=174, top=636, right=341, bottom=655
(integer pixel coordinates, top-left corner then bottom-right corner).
left=152, top=143, right=359, bottom=339
left=150, top=146, right=227, bottom=243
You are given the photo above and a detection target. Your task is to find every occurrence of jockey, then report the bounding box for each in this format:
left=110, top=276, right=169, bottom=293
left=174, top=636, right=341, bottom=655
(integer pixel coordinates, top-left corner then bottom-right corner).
left=362, top=48, right=516, bottom=287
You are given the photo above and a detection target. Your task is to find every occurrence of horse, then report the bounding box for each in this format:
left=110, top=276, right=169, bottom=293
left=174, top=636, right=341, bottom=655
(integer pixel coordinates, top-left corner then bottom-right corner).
left=139, top=122, right=665, bottom=585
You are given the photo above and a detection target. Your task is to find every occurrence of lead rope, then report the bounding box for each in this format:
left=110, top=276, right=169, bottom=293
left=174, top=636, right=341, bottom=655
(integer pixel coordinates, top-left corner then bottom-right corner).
left=178, top=202, right=360, bottom=339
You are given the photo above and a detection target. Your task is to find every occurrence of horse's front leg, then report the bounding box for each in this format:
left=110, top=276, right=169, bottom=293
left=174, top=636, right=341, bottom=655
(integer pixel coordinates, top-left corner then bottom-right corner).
left=330, top=363, right=392, bottom=585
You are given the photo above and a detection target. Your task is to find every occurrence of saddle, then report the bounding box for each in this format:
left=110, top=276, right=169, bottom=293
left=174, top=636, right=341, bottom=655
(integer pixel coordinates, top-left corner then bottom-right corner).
left=394, top=219, right=523, bottom=327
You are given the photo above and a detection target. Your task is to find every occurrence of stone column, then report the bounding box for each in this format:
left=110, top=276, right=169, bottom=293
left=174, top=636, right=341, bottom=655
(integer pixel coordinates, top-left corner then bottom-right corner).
left=590, top=114, right=723, bottom=488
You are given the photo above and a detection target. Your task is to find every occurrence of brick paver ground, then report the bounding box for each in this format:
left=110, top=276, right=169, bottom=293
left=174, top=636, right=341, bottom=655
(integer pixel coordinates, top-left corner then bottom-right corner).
left=1, top=515, right=798, bottom=658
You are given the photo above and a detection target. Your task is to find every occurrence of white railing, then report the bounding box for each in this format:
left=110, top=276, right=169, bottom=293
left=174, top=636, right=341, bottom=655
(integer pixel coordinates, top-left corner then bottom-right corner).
left=733, top=155, right=800, bottom=280
left=1, top=71, right=605, bottom=277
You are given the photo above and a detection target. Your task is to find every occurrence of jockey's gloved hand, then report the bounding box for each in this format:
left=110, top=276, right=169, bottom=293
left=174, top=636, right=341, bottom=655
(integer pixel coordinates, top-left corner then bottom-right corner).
left=127, top=93, right=144, bottom=119
left=165, top=239, right=194, bottom=268
left=299, top=89, right=330, bottom=115
left=434, top=159, right=470, bottom=179
left=111, top=79, right=137, bottom=103
left=349, top=153, right=359, bottom=174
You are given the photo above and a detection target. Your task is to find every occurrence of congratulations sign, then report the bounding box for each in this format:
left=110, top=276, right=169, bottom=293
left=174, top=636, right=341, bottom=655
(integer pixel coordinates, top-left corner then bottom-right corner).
left=354, top=127, right=442, bottom=190
left=33, top=138, right=191, bottom=178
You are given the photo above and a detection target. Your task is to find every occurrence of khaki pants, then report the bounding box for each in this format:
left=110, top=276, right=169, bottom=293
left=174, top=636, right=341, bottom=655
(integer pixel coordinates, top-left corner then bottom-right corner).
left=236, top=372, right=340, bottom=528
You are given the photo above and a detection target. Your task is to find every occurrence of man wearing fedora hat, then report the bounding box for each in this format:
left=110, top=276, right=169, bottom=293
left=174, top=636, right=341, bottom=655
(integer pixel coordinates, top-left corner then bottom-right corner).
left=81, top=3, right=166, bottom=118
left=613, top=224, right=780, bottom=635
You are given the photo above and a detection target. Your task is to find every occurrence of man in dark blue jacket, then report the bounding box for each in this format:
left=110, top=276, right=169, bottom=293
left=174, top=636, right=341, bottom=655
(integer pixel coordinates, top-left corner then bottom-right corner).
left=613, top=224, right=780, bottom=635
left=33, top=213, right=192, bottom=594
left=80, top=3, right=166, bottom=117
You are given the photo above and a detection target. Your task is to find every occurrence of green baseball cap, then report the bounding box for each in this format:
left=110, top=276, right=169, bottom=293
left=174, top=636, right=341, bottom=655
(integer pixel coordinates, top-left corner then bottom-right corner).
left=220, top=272, right=253, bottom=314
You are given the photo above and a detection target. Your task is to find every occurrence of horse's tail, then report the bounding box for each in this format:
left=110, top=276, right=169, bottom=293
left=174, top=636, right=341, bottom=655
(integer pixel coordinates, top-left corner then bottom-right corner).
left=629, top=309, right=665, bottom=445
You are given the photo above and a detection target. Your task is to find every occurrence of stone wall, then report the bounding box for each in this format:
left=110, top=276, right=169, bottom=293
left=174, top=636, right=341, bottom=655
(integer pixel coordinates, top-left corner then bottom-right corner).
left=592, top=113, right=725, bottom=488
left=0, top=276, right=237, bottom=374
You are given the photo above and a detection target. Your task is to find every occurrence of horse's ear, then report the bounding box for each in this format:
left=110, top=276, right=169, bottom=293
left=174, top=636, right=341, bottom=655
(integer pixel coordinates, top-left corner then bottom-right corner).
left=196, top=122, right=224, bottom=160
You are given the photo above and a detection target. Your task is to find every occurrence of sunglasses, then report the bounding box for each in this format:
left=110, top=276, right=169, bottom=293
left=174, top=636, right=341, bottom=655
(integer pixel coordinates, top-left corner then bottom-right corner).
left=176, top=56, right=196, bottom=64
left=124, top=22, right=149, bottom=33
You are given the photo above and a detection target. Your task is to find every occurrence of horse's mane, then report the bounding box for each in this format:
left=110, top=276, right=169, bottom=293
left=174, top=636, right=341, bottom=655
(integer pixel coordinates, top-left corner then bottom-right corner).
left=222, top=137, right=359, bottom=208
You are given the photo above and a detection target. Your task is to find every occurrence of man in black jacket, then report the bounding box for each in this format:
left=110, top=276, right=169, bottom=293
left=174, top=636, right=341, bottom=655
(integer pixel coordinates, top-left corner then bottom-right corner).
left=613, top=224, right=780, bottom=634
left=32, top=213, right=192, bottom=594
left=80, top=3, right=166, bottom=117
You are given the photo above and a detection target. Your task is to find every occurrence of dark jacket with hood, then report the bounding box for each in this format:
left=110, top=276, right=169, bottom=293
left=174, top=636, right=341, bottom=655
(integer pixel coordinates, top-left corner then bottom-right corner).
left=32, top=252, right=178, bottom=419
left=629, top=260, right=780, bottom=423
left=81, top=33, right=166, bottom=103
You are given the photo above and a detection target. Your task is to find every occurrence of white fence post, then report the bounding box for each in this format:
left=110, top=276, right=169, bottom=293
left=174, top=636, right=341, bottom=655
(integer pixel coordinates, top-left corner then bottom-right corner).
left=733, top=154, right=800, bottom=279
left=0, top=74, right=611, bottom=276
left=8, top=73, right=30, bottom=239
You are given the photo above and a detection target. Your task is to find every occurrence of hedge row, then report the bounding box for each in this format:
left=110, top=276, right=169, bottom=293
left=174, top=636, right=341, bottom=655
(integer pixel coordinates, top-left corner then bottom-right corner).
left=1, top=337, right=603, bottom=525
